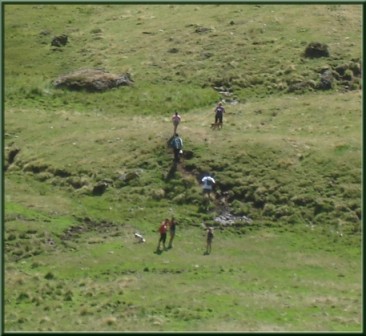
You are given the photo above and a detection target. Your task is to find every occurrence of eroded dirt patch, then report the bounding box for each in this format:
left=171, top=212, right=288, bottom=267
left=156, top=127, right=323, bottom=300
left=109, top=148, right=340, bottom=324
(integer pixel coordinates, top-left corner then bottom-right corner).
left=61, top=217, right=118, bottom=240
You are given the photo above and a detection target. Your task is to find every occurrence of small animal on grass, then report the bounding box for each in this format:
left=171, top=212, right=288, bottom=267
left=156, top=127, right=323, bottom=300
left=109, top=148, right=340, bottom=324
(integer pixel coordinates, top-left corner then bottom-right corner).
left=134, top=232, right=146, bottom=243
left=211, top=122, right=222, bottom=130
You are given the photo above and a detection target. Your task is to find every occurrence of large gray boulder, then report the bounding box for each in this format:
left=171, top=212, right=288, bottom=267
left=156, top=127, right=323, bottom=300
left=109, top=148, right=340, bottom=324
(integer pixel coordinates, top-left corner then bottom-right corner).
left=53, top=69, right=134, bottom=92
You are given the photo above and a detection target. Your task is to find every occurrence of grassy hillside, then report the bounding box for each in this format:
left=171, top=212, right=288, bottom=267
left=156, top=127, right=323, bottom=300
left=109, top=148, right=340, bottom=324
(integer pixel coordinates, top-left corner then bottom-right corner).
left=3, top=3, right=362, bottom=332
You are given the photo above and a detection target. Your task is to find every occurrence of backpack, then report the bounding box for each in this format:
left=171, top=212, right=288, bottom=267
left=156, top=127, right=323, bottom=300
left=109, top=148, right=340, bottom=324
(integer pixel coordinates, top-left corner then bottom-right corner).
left=172, top=137, right=182, bottom=150
left=203, top=176, right=214, bottom=187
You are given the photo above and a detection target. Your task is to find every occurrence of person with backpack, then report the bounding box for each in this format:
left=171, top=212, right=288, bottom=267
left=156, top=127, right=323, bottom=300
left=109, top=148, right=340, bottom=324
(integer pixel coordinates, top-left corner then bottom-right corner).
left=172, top=112, right=181, bottom=135
left=201, top=175, right=216, bottom=198
left=170, top=133, right=183, bottom=163
left=214, top=102, right=225, bottom=126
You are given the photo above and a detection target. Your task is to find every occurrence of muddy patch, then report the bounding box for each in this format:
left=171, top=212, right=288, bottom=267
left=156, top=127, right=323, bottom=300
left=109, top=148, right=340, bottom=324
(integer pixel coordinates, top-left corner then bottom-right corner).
left=61, top=217, right=118, bottom=240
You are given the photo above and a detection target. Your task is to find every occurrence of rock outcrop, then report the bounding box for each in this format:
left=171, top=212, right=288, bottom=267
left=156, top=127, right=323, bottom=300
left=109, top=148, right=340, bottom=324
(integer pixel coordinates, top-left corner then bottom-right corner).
left=53, top=69, right=134, bottom=92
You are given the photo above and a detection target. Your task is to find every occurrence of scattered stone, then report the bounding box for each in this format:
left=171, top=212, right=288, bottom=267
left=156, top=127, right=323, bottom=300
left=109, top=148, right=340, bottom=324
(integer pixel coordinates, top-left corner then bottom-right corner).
left=213, top=85, right=232, bottom=96
left=51, top=34, right=68, bottom=47
left=90, top=28, right=102, bottom=34
left=201, top=51, right=213, bottom=59
left=214, top=211, right=252, bottom=226
left=316, top=69, right=334, bottom=90
left=53, top=168, right=71, bottom=178
left=304, top=42, right=330, bottom=58
left=92, top=182, right=108, bottom=196
left=287, top=80, right=315, bottom=93
left=335, top=61, right=361, bottom=78
left=44, top=271, right=55, bottom=280
left=119, top=170, right=141, bottom=182
left=53, top=69, right=134, bottom=92
left=221, top=98, right=240, bottom=105
left=194, top=26, right=213, bottom=34
left=39, top=30, right=50, bottom=36
left=348, top=61, right=361, bottom=76
left=168, top=47, right=179, bottom=53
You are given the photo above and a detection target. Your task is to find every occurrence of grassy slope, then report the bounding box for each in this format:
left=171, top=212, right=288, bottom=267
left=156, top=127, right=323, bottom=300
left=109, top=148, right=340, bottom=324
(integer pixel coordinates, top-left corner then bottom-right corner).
left=3, top=3, right=362, bottom=332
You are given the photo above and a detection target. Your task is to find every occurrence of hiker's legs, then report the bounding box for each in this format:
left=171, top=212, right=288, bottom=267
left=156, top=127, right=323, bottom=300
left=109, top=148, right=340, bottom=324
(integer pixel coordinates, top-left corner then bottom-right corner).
left=204, top=189, right=213, bottom=200
left=174, top=149, right=180, bottom=162
left=162, top=233, right=167, bottom=249
left=157, top=235, right=163, bottom=251
left=173, top=121, right=179, bottom=135
left=168, top=232, right=175, bottom=247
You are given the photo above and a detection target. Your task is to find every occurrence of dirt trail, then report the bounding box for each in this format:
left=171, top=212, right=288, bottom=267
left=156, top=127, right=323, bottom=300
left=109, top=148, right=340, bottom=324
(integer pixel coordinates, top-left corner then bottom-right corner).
left=165, top=144, right=253, bottom=227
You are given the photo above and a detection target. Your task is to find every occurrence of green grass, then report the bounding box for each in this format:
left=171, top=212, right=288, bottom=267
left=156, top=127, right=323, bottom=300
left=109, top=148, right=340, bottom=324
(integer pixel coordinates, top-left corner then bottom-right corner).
left=3, top=3, right=362, bottom=332
left=4, top=225, right=361, bottom=332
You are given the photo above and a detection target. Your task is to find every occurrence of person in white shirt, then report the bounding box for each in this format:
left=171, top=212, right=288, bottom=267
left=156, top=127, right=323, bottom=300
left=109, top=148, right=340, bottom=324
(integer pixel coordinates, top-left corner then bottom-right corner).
left=201, top=175, right=216, bottom=197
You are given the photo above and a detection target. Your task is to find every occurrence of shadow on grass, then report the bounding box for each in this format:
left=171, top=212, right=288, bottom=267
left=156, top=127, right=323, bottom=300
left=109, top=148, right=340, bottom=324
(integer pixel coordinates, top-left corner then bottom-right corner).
left=154, top=247, right=170, bottom=255
left=166, top=161, right=177, bottom=180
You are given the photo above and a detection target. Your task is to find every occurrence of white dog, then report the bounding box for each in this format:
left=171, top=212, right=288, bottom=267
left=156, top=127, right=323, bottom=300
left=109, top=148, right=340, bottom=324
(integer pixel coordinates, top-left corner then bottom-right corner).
left=134, top=232, right=146, bottom=243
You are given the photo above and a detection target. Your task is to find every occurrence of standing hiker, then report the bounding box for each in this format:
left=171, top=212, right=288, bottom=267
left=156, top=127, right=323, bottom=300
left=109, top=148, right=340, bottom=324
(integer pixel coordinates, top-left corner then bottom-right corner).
left=201, top=175, right=216, bottom=198
left=170, top=133, right=183, bottom=163
left=172, top=112, right=181, bottom=135
left=168, top=217, right=177, bottom=249
left=214, top=102, right=225, bottom=126
left=156, top=218, right=169, bottom=252
left=205, top=227, right=214, bottom=255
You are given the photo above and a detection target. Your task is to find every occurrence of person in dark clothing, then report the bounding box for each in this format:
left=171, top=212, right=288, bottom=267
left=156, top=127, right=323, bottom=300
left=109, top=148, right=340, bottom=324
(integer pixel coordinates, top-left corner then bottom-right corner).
left=168, top=217, right=177, bottom=248
left=214, top=102, right=225, bottom=125
left=170, top=133, right=183, bottom=163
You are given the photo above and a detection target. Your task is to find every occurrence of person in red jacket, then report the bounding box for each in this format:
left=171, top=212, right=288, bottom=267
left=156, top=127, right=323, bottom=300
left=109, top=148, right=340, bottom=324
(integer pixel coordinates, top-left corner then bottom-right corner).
left=156, top=219, right=169, bottom=252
